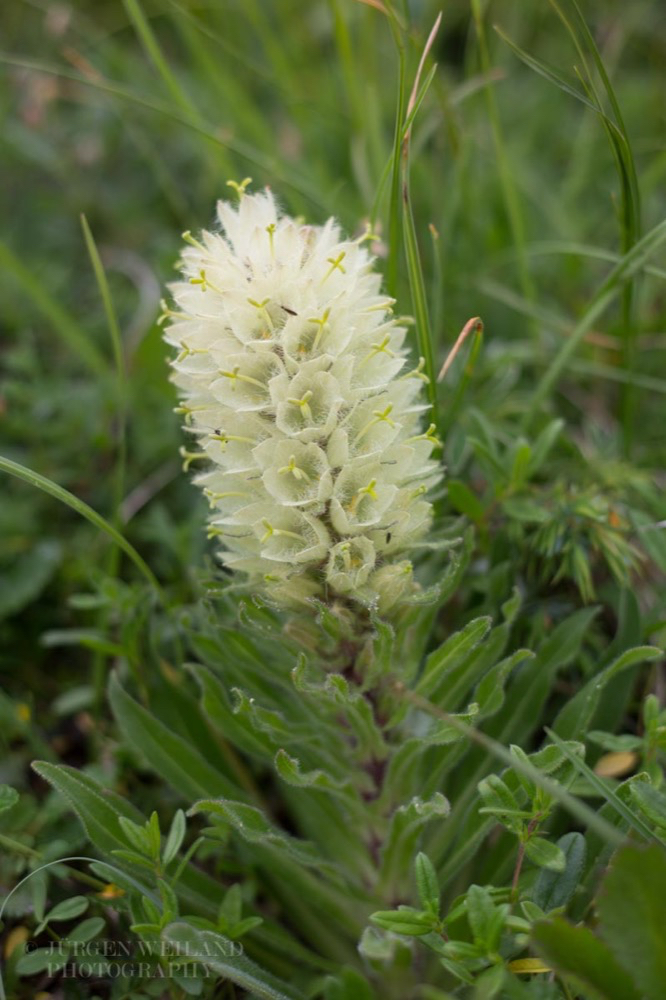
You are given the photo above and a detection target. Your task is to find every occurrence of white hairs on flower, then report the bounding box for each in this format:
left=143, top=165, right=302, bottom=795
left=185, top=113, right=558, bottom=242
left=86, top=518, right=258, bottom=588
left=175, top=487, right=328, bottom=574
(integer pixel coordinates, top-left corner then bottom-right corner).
left=163, top=185, right=442, bottom=611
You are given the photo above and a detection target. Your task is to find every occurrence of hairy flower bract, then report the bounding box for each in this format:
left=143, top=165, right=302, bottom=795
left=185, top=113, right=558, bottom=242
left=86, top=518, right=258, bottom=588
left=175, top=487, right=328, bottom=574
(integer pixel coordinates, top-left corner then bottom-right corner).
left=163, top=187, right=443, bottom=610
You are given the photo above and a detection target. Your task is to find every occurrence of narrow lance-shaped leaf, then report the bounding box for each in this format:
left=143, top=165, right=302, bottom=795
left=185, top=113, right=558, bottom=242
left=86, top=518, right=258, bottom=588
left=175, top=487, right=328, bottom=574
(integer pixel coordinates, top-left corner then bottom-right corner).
left=109, top=673, right=239, bottom=801
left=162, top=922, right=305, bottom=1000
left=553, top=646, right=662, bottom=740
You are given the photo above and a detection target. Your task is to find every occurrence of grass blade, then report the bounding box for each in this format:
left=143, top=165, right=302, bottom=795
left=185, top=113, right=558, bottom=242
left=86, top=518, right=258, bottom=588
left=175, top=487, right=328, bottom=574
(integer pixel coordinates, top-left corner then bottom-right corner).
left=0, top=240, right=107, bottom=377
left=0, top=455, right=160, bottom=594
left=524, top=217, right=666, bottom=427
left=400, top=688, right=624, bottom=847
left=80, top=216, right=127, bottom=524
left=472, top=2, right=536, bottom=325
left=0, top=53, right=326, bottom=211
left=122, top=0, right=200, bottom=121
left=400, top=15, right=441, bottom=417
left=546, top=728, right=666, bottom=846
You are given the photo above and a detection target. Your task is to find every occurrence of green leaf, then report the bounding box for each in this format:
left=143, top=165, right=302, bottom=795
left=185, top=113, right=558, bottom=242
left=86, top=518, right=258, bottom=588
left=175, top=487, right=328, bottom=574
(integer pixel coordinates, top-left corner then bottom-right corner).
left=509, top=440, right=532, bottom=488
left=501, top=497, right=550, bottom=523
left=111, top=848, right=156, bottom=870
left=380, top=794, right=450, bottom=892
left=509, top=744, right=537, bottom=799
left=189, top=799, right=329, bottom=869
left=191, top=663, right=281, bottom=760
left=415, top=852, right=440, bottom=914
left=466, top=884, right=498, bottom=948
left=524, top=740, right=585, bottom=784
left=68, top=916, right=106, bottom=942
left=416, top=618, right=492, bottom=699
left=523, top=838, right=566, bottom=872
left=109, top=673, right=238, bottom=800
left=31, top=761, right=219, bottom=920
left=402, top=139, right=437, bottom=415
left=532, top=917, right=641, bottom=1000
left=31, top=872, right=47, bottom=922
left=162, top=922, right=304, bottom=999
left=446, top=480, right=485, bottom=522
left=500, top=586, right=522, bottom=624
left=488, top=608, right=599, bottom=757
left=414, top=704, right=479, bottom=746
left=15, top=947, right=66, bottom=977
left=163, top=809, right=187, bottom=866
left=533, top=832, right=586, bottom=911
left=596, top=843, right=666, bottom=1000
left=0, top=785, right=19, bottom=814
left=0, top=540, right=62, bottom=620
left=323, top=967, right=377, bottom=1000
left=118, top=816, right=153, bottom=857
left=528, top=418, right=564, bottom=475
left=219, top=884, right=242, bottom=926
left=477, top=774, right=523, bottom=829
left=274, top=750, right=354, bottom=798
left=587, top=731, right=643, bottom=753
left=148, top=810, right=161, bottom=858
left=629, top=783, right=666, bottom=831
left=536, top=607, right=600, bottom=675
left=546, top=730, right=665, bottom=844
left=230, top=915, right=262, bottom=938
left=318, top=674, right=387, bottom=759
left=45, top=895, right=89, bottom=923
left=31, top=761, right=145, bottom=855
left=474, top=650, right=534, bottom=719
left=472, top=963, right=504, bottom=998
left=554, top=646, right=662, bottom=740
left=370, top=907, right=436, bottom=936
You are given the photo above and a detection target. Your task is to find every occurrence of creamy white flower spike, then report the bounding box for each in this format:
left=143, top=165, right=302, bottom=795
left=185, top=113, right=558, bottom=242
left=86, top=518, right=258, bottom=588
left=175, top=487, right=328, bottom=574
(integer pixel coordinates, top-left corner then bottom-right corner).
left=164, top=186, right=442, bottom=611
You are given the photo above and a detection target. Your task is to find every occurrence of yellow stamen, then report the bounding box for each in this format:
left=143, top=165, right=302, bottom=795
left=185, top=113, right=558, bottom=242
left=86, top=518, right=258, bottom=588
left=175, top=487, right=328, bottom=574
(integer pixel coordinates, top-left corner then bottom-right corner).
left=219, top=366, right=265, bottom=390
left=347, top=478, right=378, bottom=514
left=363, top=299, right=395, bottom=314
left=176, top=341, right=209, bottom=363
left=210, top=431, right=256, bottom=446
left=278, top=456, right=311, bottom=482
left=179, top=447, right=207, bottom=471
left=323, top=251, right=346, bottom=281
left=158, top=299, right=188, bottom=326
left=247, top=297, right=274, bottom=333
left=355, top=404, right=395, bottom=444
left=356, top=223, right=381, bottom=245
left=204, top=488, right=249, bottom=505
left=260, top=519, right=303, bottom=544
left=307, top=309, right=331, bottom=351
left=287, top=389, right=314, bottom=423
left=226, top=177, right=253, bottom=199
left=363, top=334, right=395, bottom=364
left=182, top=231, right=206, bottom=251
left=401, top=356, right=430, bottom=384
left=406, top=423, right=441, bottom=448
left=173, top=404, right=209, bottom=424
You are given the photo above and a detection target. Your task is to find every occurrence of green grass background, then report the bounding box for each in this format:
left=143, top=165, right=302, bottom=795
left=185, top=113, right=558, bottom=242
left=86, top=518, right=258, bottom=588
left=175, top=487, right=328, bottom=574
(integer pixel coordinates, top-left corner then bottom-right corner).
left=3, top=0, right=666, bottom=679
left=1, top=4, right=666, bottom=997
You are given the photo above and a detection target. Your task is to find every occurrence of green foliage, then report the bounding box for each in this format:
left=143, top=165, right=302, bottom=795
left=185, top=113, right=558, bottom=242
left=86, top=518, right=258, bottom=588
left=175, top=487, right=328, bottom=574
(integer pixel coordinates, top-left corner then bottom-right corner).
left=533, top=843, right=666, bottom=1000
left=1, top=0, right=666, bottom=998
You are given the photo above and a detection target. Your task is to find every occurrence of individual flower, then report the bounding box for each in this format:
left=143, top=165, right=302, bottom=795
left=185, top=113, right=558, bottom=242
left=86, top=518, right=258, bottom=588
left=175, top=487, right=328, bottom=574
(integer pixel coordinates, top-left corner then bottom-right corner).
left=163, top=184, right=443, bottom=611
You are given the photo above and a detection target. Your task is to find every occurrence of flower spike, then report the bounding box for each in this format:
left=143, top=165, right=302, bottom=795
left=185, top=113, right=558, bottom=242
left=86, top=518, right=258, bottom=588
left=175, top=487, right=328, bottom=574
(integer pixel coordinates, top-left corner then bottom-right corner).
left=164, top=188, right=443, bottom=611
